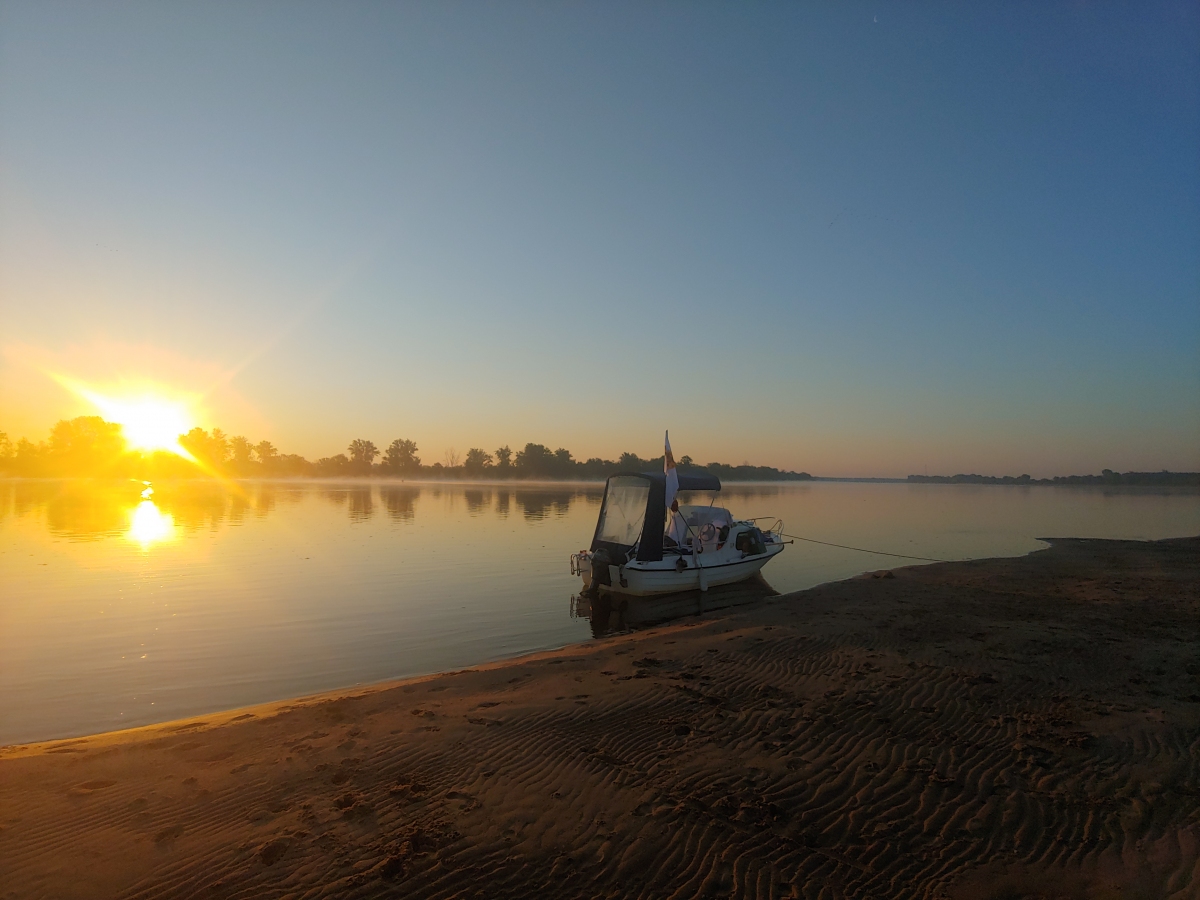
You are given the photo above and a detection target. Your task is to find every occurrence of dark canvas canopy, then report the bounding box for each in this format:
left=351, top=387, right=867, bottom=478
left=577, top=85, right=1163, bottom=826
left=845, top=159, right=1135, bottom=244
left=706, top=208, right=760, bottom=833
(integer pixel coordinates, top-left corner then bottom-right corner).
left=589, top=471, right=722, bottom=563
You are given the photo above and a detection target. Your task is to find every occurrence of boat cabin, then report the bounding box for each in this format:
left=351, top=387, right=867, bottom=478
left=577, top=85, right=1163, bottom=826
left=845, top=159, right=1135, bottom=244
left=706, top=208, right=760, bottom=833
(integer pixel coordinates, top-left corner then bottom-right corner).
left=589, top=471, right=724, bottom=563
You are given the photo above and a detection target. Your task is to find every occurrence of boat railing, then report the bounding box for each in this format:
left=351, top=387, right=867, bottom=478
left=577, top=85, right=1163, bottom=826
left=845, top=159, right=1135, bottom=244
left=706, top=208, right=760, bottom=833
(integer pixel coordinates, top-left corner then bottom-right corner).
left=746, top=516, right=786, bottom=541
left=569, top=551, right=590, bottom=576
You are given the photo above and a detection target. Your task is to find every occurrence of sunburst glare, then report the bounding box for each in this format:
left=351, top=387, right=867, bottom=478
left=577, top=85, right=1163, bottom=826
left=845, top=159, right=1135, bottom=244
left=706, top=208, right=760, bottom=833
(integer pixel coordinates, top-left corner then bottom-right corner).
left=126, top=499, right=176, bottom=549
left=52, top=374, right=199, bottom=457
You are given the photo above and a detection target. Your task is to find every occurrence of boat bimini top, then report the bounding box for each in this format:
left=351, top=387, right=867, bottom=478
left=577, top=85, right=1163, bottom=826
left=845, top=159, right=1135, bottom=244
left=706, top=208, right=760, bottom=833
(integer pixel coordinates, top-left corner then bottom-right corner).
left=589, top=471, right=722, bottom=563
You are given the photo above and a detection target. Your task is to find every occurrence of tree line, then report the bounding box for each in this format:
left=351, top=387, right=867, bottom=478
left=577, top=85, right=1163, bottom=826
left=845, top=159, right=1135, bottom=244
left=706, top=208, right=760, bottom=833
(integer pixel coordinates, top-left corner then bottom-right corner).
left=0, top=417, right=814, bottom=481
left=906, top=470, right=1200, bottom=486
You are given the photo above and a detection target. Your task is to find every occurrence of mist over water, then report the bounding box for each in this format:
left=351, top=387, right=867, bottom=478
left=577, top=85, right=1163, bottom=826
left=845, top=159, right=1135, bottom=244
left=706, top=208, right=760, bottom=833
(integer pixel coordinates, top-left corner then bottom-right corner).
left=2, top=478, right=1196, bottom=745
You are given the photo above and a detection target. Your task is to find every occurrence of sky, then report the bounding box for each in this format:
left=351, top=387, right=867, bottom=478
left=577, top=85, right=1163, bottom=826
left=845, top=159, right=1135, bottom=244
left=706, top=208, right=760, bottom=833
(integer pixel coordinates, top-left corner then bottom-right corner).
left=1, top=1, right=1197, bottom=477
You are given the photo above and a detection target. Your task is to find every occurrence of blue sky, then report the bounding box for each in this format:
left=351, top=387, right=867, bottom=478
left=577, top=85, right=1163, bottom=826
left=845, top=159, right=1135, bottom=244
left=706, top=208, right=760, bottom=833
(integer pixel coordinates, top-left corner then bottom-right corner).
left=1, top=1, right=1197, bottom=475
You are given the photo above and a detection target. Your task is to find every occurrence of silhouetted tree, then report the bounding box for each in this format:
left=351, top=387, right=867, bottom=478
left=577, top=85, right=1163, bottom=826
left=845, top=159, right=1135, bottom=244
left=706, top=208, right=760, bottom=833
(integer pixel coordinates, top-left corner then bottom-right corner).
left=464, top=448, right=493, bottom=474
left=15, top=437, right=42, bottom=473
left=47, top=417, right=125, bottom=475
left=316, top=453, right=351, bottom=475
left=178, top=428, right=205, bottom=462
left=0, top=416, right=819, bottom=482
left=515, top=443, right=555, bottom=477
left=209, top=429, right=230, bottom=464
left=229, top=436, right=254, bottom=474
left=347, top=439, right=378, bottom=474
left=49, top=416, right=123, bottom=456
left=383, top=438, right=420, bottom=473
left=581, top=457, right=613, bottom=479
left=180, top=428, right=230, bottom=471
left=255, top=441, right=278, bottom=468
left=275, top=453, right=313, bottom=476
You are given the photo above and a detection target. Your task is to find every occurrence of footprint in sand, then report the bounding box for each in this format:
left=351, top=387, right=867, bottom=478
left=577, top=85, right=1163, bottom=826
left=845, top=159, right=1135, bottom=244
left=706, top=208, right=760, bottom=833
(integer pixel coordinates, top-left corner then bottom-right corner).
left=259, top=838, right=289, bottom=866
left=70, top=780, right=116, bottom=796
left=154, top=824, right=184, bottom=844
left=329, top=757, right=359, bottom=783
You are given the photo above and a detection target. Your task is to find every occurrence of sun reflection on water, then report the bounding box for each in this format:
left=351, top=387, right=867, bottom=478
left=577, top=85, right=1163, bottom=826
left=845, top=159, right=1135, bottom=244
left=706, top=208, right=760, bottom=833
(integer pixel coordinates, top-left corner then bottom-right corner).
left=127, top=499, right=175, bottom=549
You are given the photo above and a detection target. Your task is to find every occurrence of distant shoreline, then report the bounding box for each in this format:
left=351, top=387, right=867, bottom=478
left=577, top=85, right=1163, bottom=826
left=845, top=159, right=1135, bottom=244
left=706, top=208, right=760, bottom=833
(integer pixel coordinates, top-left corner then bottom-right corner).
left=2, top=472, right=1198, bottom=488
left=906, top=470, right=1199, bottom=487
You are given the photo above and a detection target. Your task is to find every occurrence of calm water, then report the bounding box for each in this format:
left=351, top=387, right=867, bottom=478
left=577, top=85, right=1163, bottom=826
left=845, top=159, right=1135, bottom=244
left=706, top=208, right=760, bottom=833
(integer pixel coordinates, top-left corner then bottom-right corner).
left=2, top=478, right=1197, bottom=744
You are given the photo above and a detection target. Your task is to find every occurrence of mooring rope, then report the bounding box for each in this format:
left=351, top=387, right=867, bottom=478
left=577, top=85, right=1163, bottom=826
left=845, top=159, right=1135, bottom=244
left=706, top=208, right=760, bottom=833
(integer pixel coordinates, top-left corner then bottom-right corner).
left=778, top=532, right=958, bottom=563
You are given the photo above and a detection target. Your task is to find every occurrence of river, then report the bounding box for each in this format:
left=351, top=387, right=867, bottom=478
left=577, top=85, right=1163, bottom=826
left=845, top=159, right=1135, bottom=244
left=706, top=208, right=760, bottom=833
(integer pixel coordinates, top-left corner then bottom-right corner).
left=2, top=478, right=1195, bottom=744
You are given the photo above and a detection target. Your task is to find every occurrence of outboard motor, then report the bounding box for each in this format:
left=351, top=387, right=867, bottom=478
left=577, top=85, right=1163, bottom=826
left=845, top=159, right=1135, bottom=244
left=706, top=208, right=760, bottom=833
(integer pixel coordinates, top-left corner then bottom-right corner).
left=584, top=547, right=614, bottom=595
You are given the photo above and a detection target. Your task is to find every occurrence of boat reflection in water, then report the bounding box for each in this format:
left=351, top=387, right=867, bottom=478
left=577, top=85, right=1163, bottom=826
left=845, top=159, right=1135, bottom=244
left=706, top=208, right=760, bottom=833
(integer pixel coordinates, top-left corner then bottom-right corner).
left=570, top=574, right=780, bottom=638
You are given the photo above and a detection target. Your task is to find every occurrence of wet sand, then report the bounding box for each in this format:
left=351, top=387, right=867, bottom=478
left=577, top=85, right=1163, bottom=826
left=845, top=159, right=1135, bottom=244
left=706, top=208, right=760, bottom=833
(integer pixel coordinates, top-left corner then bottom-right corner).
left=1, top=536, right=1197, bottom=899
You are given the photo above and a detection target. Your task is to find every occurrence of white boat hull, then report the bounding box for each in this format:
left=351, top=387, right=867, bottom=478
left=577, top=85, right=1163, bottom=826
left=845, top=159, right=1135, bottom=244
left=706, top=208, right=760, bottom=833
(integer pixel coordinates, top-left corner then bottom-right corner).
left=598, top=542, right=784, bottom=596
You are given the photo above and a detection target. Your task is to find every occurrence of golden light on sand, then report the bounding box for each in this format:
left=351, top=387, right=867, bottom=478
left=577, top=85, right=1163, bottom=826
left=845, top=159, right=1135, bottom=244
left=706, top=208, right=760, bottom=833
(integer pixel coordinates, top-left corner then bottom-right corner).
left=53, top=374, right=198, bottom=457
left=126, top=498, right=176, bottom=549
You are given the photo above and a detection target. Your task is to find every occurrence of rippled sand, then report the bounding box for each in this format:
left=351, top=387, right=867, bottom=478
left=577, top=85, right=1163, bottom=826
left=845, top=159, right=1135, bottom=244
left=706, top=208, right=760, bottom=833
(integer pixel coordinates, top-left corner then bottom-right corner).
left=1, top=536, right=1197, bottom=899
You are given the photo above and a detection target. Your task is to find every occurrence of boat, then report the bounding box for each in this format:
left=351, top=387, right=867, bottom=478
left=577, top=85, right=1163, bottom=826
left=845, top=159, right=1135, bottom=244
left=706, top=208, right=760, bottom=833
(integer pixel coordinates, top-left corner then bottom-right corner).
left=570, top=471, right=788, bottom=596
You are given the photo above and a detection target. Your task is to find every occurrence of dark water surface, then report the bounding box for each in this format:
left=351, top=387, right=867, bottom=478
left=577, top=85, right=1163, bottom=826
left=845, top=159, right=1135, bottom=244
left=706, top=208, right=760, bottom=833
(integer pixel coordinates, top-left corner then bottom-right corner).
left=2, top=478, right=1196, bottom=744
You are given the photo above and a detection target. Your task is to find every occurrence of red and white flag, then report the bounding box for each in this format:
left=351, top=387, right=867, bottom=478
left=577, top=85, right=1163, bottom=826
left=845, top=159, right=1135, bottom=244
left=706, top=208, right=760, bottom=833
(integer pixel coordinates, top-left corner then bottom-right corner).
left=664, top=430, right=679, bottom=510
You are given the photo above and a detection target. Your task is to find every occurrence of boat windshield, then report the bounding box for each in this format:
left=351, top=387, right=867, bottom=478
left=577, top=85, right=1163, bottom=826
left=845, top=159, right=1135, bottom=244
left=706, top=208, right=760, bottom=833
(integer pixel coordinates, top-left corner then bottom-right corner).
left=595, top=476, right=650, bottom=546
left=679, top=505, right=734, bottom=530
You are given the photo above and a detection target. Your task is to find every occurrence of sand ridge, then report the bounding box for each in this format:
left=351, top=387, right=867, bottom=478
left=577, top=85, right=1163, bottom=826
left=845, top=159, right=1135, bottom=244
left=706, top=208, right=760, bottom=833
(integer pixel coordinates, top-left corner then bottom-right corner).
left=1, top=537, right=1197, bottom=899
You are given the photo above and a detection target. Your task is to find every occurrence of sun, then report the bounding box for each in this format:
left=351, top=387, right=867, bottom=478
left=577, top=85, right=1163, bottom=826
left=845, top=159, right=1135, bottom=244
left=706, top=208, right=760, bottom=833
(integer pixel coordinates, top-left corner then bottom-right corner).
left=90, top=394, right=195, bottom=455
left=52, top=374, right=199, bottom=457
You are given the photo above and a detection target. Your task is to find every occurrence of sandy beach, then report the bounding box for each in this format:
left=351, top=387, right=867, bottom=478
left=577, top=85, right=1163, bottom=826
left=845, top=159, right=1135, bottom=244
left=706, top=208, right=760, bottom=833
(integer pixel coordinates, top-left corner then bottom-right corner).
left=1, top=536, right=1197, bottom=899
